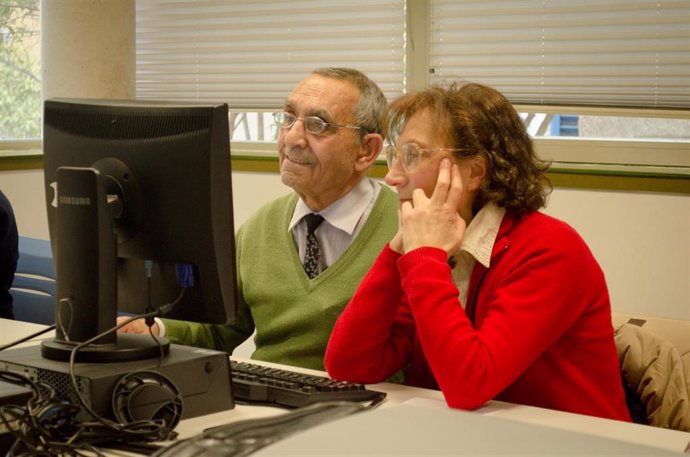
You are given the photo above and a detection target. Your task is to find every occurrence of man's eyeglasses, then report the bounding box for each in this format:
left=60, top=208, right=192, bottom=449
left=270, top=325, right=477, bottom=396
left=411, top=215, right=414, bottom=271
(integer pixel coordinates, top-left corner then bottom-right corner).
left=273, top=112, right=361, bottom=135
left=385, top=143, right=469, bottom=173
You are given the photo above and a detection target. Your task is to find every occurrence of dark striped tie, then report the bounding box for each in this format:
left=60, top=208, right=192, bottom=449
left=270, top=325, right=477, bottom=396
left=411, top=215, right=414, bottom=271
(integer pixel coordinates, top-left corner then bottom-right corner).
left=303, top=213, right=324, bottom=279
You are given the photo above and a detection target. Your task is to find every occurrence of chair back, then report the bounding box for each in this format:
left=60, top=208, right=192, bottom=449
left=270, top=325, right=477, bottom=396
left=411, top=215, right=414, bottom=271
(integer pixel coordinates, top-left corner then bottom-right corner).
left=613, top=312, right=690, bottom=431
left=11, top=237, right=56, bottom=325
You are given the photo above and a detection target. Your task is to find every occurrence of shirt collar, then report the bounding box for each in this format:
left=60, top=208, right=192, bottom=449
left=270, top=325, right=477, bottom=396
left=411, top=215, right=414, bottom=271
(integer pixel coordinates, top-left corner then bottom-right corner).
left=288, top=177, right=376, bottom=235
left=460, top=202, right=506, bottom=268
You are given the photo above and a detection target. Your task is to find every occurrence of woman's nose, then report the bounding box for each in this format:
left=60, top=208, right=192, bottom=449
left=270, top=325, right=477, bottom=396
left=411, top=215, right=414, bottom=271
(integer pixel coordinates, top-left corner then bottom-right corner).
left=384, top=162, right=407, bottom=188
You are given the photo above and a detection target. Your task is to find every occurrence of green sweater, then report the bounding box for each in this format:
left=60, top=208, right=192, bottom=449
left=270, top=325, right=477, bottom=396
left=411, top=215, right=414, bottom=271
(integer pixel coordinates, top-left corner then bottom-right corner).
left=164, top=184, right=398, bottom=370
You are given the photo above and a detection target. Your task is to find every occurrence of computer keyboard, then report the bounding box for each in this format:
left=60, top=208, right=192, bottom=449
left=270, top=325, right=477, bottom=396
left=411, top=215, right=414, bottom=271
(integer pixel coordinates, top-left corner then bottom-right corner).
left=230, top=360, right=386, bottom=408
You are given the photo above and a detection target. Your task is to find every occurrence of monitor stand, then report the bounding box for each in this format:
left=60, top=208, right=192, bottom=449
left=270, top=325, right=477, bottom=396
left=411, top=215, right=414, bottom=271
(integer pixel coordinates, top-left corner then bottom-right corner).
left=44, top=166, right=171, bottom=363
left=41, top=333, right=170, bottom=363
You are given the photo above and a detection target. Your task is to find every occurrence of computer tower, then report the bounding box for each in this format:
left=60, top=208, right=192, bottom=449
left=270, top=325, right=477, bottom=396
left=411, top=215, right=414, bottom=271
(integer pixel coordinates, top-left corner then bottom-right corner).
left=0, top=344, right=234, bottom=423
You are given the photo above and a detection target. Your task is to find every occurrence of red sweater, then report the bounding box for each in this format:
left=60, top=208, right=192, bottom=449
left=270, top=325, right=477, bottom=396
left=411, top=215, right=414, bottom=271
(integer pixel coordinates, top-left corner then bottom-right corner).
left=325, top=210, right=631, bottom=422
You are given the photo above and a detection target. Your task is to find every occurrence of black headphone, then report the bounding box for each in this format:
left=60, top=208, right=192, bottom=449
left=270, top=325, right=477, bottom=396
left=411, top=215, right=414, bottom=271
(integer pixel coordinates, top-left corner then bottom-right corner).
left=111, top=370, right=183, bottom=433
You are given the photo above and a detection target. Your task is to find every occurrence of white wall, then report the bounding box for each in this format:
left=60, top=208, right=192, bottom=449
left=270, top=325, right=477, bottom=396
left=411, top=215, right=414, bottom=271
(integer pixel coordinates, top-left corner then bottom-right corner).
left=1, top=170, right=48, bottom=239
left=1, top=168, right=688, bottom=320
left=543, top=187, right=689, bottom=320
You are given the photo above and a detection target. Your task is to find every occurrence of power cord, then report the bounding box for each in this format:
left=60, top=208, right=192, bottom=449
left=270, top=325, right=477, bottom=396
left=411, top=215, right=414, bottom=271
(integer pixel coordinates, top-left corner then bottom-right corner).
left=0, top=288, right=189, bottom=456
left=65, top=291, right=189, bottom=440
left=0, top=370, right=101, bottom=456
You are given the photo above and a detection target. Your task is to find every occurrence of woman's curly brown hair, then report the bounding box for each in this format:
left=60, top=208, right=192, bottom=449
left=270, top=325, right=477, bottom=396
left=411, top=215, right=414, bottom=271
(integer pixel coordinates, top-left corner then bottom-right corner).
left=384, top=82, right=552, bottom=214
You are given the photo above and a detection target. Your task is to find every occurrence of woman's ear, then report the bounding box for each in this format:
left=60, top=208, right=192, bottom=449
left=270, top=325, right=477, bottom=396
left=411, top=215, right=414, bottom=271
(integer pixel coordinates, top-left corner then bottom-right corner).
left=467, top=155, right=488, bottom=191
left=354, top=133, right=383, bottom=172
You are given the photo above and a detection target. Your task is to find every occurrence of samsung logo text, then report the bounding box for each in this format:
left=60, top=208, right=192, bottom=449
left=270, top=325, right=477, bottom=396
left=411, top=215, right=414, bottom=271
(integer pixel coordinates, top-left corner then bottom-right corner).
left=59, top=196, right=92, bottom=206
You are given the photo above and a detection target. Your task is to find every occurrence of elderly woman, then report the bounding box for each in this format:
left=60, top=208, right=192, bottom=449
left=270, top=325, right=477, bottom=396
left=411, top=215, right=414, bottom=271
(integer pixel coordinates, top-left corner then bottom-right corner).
left=325, top=82, right=631, bottom=422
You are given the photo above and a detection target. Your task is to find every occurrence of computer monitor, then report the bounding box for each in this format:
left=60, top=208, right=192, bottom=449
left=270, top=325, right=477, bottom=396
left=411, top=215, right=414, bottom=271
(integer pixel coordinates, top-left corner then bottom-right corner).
left=41, top=98, right=237, bottom=363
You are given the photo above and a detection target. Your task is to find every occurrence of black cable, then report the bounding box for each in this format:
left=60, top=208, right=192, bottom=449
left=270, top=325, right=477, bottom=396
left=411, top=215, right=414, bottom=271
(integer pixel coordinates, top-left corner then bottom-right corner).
left=365, top=392, right=387, bottom=409
left=0, top=288, right=189, bottom=455
left=0, top=370, right=94, bottom=456
left=98, top=440, right=163, bottom=455
left=66, top=292, right=187, bottom=442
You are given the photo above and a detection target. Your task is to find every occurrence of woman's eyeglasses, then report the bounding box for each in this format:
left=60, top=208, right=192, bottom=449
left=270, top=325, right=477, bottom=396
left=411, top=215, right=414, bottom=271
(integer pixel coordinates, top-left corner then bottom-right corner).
left=385, top=143, right=470, bottom=172
left=274, top=112, right=361, bottom=136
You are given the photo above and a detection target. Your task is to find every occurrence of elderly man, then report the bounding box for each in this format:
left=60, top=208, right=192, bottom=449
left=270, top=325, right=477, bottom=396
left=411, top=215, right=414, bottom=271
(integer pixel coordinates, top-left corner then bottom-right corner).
left=120, top=68, right=397, bottom=371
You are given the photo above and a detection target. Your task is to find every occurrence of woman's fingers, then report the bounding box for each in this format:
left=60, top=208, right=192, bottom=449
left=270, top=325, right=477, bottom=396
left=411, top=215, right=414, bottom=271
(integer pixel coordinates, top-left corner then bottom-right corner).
left=410, top=187, right=428, bottom=209
left=446, top=162, right=464, bottom=210
left=430, top=158, right=452, bottom=205
left=400, top=157, right=467, bottom=254
left=400, top=199, right=414, bottom=218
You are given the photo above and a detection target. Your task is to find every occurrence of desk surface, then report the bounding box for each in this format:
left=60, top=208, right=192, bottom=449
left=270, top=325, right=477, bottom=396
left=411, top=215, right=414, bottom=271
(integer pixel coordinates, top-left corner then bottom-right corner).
left=2, top=318, right=689, bottom=455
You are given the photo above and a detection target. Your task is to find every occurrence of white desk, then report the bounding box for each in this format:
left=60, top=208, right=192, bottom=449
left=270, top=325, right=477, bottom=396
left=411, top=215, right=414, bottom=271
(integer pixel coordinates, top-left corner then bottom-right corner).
left=2, top=318, right=689, bottom=455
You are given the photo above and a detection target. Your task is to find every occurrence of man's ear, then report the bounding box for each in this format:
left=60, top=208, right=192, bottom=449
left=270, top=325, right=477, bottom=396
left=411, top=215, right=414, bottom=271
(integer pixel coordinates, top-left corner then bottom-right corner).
left=467, top=155, right=488, bottom=191
left=354, top=133, right=383, bottom=172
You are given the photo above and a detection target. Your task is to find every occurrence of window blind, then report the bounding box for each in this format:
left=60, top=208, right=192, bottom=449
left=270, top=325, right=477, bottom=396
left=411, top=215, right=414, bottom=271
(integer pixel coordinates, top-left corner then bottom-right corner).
left=429, top=0, right=690, bottom=108
left=135, top=0, right=406, bottom=108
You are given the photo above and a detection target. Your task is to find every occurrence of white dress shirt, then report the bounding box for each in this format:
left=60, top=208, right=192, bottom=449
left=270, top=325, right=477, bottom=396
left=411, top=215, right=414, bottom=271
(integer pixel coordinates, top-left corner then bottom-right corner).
left=451, top=202, right=506, bottom=307
left=289, top=177, right=381, bottom=274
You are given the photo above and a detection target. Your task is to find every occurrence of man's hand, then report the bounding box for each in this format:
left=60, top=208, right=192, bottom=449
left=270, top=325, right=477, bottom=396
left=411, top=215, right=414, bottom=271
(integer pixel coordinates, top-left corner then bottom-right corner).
left=116, top=316, right=160, bottom=336
left=400, top=158, right=466, bottom=255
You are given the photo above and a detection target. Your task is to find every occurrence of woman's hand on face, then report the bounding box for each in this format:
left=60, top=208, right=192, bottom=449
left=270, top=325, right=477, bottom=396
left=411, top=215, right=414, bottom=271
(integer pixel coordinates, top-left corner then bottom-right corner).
left=400, top=158, right=466, bottom=255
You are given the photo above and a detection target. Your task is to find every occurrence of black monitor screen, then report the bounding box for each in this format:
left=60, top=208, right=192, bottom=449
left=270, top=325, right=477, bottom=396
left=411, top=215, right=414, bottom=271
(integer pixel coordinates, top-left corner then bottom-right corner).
left=42, top=98, right=237, bottom=362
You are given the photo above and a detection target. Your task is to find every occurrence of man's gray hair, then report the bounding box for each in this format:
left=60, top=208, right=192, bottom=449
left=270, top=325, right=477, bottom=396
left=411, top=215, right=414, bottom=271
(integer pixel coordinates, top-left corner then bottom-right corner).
left=311, top=67, right=387, bottom=139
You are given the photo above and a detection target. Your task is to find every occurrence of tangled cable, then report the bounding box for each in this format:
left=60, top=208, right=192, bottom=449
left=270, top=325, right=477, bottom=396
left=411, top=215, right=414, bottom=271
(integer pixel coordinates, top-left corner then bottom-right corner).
left=0, top=291, right=189, bottom=455
left=0, top=368, right=176, bottom=456
left=0, top=311, right=183, bottom=455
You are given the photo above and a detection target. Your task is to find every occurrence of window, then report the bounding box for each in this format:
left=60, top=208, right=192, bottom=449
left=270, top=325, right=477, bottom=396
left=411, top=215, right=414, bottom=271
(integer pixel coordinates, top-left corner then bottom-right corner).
left=429, top=0, right=689, bottom=107
left=1, top=0, right=688, bottom=180
left=135, top=0, right=406, bottom=151
left=428, top=0, right=690, bottom=174
left=135, top=1, right=406, bottom=104
left=0, top=0, right=41, bottom=141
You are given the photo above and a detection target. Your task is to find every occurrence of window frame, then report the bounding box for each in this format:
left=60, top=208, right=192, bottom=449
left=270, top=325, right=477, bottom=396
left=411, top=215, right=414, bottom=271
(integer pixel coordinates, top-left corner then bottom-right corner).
left=1, top=0, right=688, bottom=194
left=225, top=0, right=690, bottom=184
